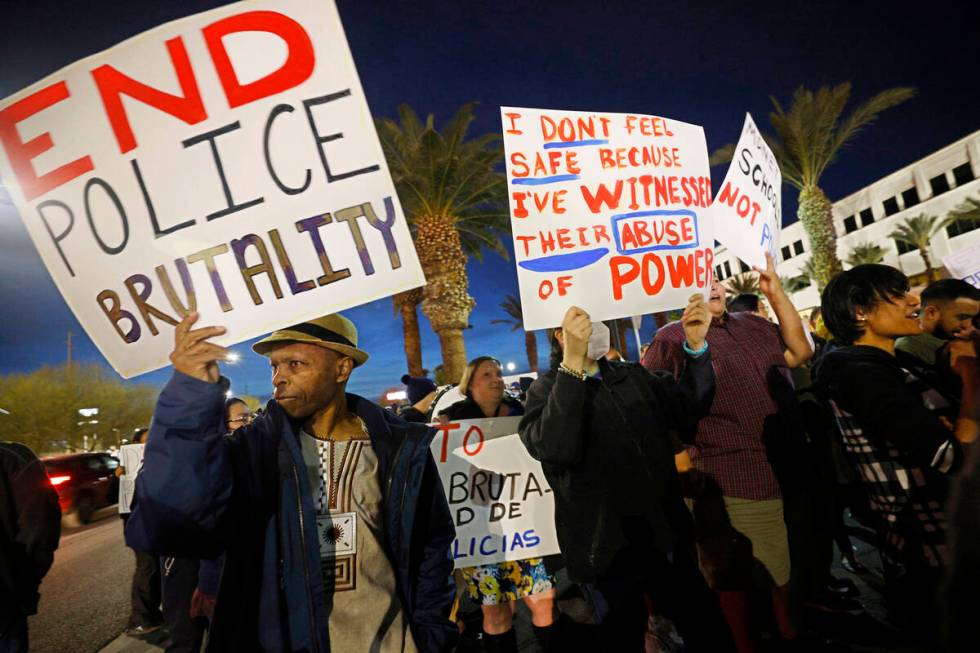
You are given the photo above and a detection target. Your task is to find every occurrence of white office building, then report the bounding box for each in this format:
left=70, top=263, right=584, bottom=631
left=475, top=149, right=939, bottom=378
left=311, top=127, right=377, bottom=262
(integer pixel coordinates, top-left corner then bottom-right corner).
left=713, top=130, right=980, bottom=310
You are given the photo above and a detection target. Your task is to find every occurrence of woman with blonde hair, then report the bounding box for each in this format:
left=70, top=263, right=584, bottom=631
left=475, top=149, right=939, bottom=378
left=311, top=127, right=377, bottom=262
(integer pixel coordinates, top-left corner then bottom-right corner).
left=439, top=356, right=559, bottom=652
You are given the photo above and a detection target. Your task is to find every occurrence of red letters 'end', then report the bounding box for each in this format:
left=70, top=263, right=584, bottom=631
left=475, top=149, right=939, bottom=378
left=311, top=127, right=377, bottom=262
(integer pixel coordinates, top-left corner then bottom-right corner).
left=0, top=81, right=94, bottom=202
left=92, top=37, right=207, bottom=155
left=203, top=10, right=315, bottom=109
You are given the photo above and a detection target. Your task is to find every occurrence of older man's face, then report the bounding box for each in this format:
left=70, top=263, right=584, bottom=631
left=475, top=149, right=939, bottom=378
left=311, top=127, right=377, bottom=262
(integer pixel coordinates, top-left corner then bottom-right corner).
left=268, top=342, right=352, bottom=419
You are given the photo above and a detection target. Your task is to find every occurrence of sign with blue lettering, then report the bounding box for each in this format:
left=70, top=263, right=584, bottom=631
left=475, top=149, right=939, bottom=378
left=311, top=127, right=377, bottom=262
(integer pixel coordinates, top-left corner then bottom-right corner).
left=943, top=244, right=980, bottom=289
left=430, top=416, right=560, bottom=568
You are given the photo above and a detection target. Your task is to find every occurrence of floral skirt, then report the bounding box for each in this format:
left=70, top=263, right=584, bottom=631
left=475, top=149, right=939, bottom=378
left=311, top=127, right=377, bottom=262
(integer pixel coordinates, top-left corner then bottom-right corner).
left=460, top=558, right=555, bottom=605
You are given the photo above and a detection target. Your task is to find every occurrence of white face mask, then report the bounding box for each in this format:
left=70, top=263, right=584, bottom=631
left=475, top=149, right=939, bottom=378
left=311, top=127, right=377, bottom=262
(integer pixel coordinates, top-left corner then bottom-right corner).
left=586, top=322, right=611, bottom=361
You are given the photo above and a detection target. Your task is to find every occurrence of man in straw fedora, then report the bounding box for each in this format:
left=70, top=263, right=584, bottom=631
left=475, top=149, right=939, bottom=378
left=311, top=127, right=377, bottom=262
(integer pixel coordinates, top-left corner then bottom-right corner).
left=125, top=312, right=457, bottom=652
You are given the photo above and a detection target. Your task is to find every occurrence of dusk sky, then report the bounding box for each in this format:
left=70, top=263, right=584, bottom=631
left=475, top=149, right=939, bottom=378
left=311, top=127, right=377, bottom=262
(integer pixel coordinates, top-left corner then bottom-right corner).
left=1, top=0, right=978, bottom=401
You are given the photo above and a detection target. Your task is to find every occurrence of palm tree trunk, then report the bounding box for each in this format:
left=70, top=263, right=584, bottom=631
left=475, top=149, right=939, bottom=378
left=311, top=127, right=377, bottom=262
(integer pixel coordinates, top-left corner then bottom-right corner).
left=920, top=246, right=938, bottom=281
left=798, top=186, right=844, bottom=291
left=394, top=289, right=424, bottom=377
left=524, top=330, right=538, bottom=373
left=415, top=215, right=474, bottom=384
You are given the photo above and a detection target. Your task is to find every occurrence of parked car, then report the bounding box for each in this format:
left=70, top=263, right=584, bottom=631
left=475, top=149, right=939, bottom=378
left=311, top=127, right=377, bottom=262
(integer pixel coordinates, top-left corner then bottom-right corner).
left=43, top=453, right=120, bottom=526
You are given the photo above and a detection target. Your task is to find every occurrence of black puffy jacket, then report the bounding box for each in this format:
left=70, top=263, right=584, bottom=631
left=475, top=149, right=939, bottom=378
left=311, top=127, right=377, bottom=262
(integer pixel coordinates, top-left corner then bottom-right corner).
left=518, top=355, right=714, bottom=582
left=0, top=441, right=61, bottom=619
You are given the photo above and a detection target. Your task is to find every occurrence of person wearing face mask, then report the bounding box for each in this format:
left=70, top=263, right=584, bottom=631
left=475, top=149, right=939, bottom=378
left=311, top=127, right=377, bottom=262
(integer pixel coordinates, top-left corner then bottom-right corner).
left=438, top=357, right=559, bottom=653
left=520, top=296, right=735, bottom=653
left=813, top=264, right=979, bottom=644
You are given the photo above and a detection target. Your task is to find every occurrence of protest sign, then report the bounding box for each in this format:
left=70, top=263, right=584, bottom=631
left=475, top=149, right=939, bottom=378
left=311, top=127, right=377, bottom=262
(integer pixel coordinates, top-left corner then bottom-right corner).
left=0, top=0, right=424, bottom=378
left=713, top=114, right=781, bottom=269
left=943, top=244, right=980, bottom=288
left=501, top=107, right=714, bottom=330
left=117, top=442, right=145, bottom=514
left=430, top=416, right=559, bottom=568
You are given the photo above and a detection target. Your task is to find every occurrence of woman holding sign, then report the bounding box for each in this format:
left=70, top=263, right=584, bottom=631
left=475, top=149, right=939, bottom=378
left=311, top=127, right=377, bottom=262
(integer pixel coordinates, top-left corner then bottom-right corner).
left=439, top=357, right=560, bottom=653
left=520, top=297, right=735, bottom=652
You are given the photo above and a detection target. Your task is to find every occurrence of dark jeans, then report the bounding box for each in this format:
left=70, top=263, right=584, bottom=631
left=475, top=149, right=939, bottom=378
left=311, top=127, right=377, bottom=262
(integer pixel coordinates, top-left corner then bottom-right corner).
left=162, top=557, right=207, bottom=653
left=122, top=514, right=163, bottom=628
left=0, top=615, right=28, bottom=653
left=582, top=545, right=736, bottom=653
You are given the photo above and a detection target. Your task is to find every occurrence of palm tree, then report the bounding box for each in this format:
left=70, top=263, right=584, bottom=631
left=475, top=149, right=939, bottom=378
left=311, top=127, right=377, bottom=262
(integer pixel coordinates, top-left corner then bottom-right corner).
left=491, top=294, right=538, bottom=373
left=800, top=256, right=820, bottom=284
left=950, top=195, right=980, bottom=224
left=393, top=288, right=424, bottom=377
left=726, top=272, right=761, bottom=296
left=845, top=242, right=886, bottom=267
left=780, top=274, right=811, bottom=294
left=888, top=213, right=954, bottom=281
left=377, top=104, right=510, bottom=383
left=711, top=83, right=915, bottom=290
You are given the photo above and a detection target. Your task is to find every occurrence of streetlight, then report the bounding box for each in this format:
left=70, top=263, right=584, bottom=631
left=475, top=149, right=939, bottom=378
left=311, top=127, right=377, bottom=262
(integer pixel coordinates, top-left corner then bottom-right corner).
left=505, top=362, right=517, bottom=372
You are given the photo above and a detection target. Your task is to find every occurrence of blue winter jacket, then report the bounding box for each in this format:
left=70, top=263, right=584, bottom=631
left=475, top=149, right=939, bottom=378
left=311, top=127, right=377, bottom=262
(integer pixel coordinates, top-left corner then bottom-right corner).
left=125, top=372, right=457, bottom=652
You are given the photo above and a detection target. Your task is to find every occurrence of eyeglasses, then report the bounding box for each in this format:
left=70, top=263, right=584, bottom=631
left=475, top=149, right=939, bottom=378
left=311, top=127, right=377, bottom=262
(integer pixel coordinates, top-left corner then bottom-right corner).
left=227, top=414, right=254, bottom=425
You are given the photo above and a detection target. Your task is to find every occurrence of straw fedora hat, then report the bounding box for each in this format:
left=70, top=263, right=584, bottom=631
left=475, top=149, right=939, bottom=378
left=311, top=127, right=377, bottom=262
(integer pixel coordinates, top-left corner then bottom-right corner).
left=251, top=314, right=369, bottom=366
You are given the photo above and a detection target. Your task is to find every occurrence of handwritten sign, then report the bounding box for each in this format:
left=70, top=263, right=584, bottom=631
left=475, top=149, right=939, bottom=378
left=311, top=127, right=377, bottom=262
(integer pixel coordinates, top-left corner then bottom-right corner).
left=0, top=0, right=424, bottom=378
left=501, top=107, right=714, bottom=330
left=943, top=244, right=980, bottom=288
left=713, top=114, right=781, bottom=269
left=430, top=416, right=559, bottom=568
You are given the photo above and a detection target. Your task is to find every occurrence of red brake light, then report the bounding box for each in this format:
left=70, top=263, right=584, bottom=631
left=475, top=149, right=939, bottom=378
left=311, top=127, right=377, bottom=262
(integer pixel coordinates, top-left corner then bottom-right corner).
left=49, top=475, right=71, bottom=486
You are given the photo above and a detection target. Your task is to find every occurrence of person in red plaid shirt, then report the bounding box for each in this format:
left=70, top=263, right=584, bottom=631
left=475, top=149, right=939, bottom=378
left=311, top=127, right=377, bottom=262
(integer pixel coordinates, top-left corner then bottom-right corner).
left=642, top=253, right=812, bottom=653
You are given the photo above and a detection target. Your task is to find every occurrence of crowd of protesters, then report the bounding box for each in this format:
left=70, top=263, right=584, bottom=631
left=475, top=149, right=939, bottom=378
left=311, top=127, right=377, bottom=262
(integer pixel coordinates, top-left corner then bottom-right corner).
left=0, top=258, right=957, bottom=652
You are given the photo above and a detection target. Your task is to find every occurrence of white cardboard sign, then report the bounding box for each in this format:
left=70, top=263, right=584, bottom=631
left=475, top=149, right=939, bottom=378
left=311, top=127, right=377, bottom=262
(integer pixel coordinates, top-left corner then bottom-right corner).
left=0, top=0, right=424, bottom=378
left=430, top=416, right=560, bottom=568
left=713, top=113, right=781, bottom=269
left=501, top=106, right=714, bottom=330
left=943, top=244, right=980, bottom=288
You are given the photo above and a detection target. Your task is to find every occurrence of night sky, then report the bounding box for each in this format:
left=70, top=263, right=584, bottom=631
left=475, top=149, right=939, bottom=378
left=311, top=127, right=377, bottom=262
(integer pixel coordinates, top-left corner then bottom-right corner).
left=1, top=0, right=977, bottom=400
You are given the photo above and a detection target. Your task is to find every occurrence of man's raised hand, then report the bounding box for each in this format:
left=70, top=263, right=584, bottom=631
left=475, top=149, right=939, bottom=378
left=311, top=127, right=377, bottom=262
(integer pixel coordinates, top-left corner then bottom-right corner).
left=681, top=293, right=710, bottom=351
left=560, top=306, right=593, bottom=370
left=170, top=312, right=228, bottom=384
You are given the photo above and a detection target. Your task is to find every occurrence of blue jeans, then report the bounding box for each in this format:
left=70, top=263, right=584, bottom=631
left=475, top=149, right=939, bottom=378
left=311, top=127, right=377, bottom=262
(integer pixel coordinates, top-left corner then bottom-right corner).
left=0, top=615, right=28, bottom=653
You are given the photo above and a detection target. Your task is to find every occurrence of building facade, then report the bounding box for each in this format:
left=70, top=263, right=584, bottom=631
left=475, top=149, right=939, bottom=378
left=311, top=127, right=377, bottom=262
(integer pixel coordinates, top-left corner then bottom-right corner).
left=712, top=130, right=980, bottom=310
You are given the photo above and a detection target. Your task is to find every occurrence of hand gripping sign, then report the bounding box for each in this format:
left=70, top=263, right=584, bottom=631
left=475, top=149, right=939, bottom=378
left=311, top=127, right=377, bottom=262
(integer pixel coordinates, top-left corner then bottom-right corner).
left=430, top=416, right=560, bottom=568
left=0, top=0, right=424, bottom=378
left=713, top=113, right=782, bottom=269
left=501, top=107, right=715, bottom=330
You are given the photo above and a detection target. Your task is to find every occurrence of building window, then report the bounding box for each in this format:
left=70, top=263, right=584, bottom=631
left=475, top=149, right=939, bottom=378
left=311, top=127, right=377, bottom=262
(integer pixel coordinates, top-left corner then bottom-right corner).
left=782, top=245, right=792, bottom=261
left=902, top=187, right=920, bottom=209
left=723, top=261, right=732, bottom=278
left=860, top=208, right=874, bottom=226
left=930, top=173, right=951, bottom=196
left=739, top=261, right=750, bottom=273
left=952, top=163, right=975, bottom=187
left=843, top=215, right=857, bottom=233
left=793, top=240, right=804, bottom=256
left=947, top=218, right=980, bottom=239
left=715, top=265, right=723, bottom=280
left=896, top=239, right=918, bottom=255
left=883, top=197, right=900, bottom=216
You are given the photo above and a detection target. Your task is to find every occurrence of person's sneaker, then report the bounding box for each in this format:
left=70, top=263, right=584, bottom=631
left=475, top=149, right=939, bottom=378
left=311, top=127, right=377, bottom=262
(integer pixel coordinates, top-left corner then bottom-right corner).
left=841, top=554, right=869, bottom=574
left=827, top=575, right=859, bottom=597
left=125, top=623, right=162, bottom=637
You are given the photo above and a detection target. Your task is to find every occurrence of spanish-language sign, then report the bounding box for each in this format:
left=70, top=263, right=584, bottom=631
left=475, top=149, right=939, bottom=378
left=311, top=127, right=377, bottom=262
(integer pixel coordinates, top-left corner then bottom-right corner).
left=713, top=113, right=781, bottom=269
left=0, top=0, right=424, bottom=378
left=943, top=244, right=980, bottom=288
left=430, top=416, right=559, bottom=568
left=501, top=107, right=714, bottom=330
